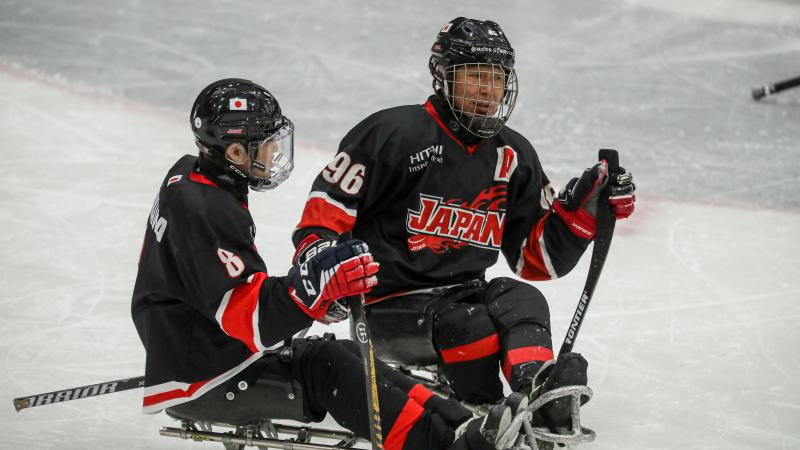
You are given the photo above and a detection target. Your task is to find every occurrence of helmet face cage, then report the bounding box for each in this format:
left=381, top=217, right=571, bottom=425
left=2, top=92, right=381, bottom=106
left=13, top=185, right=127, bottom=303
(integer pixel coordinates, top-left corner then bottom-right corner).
left=441, top=62, right=518, bottom=138
left=245, top=118, right=295, bottom=191
left=429, top=18, right=518, bottom=138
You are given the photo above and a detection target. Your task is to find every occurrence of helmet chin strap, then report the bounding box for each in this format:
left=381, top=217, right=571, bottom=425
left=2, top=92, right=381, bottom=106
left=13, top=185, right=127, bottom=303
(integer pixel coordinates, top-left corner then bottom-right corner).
left=224, top=160, right=249, bottom=182
left=246, top=157, right=271, bottom=191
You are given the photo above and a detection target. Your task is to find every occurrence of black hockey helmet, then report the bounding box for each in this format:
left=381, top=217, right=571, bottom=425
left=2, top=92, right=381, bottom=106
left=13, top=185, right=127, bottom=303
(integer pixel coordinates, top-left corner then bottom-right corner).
left=429, top=18, right=518, bottom=138
left=191, top=78, right=294, bottom=191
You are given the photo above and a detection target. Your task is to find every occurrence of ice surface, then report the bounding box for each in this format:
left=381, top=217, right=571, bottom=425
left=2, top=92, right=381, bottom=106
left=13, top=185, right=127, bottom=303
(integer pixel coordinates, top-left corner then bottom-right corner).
left=1, top=0, right=799, bottom=448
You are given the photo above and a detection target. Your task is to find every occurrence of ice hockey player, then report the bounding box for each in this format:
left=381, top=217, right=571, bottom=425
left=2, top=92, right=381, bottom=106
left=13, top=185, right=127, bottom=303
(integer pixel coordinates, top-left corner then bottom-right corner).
left=131, top=78, right=526, bottom=450
left=292, top=17, right=636, bottom=433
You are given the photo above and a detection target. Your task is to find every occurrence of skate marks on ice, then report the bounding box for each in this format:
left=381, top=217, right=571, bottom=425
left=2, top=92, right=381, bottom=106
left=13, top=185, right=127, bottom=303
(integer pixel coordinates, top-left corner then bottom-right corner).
left=512, top=199, right=800, bottom=449
left=2, top=1, right=800, bottom=448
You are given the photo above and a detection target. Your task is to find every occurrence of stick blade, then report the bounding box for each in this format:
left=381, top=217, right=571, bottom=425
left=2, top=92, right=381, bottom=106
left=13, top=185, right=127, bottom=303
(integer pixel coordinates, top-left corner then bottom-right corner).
left=13, top=397, right=30, bottom=412
left=752, top=86, right=767, bottom=100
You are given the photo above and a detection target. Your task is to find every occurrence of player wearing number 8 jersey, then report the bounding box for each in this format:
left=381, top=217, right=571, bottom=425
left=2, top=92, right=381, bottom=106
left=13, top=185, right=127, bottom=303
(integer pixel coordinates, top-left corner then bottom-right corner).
left=131, top=78, right=381, bottom=410
left=293, top=17, right=636, bottom=433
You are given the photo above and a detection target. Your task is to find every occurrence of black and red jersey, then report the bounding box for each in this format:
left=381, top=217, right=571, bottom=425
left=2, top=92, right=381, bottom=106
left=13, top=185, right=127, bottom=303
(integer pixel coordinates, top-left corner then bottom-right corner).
left=294, top=96, right=590, bottom=302
left=131, top=155, right=311, bottom=413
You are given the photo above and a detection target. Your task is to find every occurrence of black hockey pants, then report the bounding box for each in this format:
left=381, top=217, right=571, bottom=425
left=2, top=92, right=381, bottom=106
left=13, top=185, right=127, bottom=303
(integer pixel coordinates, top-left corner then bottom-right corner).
left=368, top=277, right=555, bottom=405
left=168, top=336, right=476, bottom=450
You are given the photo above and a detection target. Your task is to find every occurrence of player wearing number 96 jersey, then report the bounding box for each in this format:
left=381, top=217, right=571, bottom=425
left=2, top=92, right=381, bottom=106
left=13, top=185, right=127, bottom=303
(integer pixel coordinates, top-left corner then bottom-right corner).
left=293, top=17, right=636, bottom=422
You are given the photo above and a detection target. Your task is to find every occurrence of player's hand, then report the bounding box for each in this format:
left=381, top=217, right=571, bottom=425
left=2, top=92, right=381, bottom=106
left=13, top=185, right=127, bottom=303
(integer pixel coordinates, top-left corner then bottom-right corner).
left=288, top=240, right=379, bottom=321
left=553, top=161, right=609, bottom=239
left=553, top=161, right=637, bottom=239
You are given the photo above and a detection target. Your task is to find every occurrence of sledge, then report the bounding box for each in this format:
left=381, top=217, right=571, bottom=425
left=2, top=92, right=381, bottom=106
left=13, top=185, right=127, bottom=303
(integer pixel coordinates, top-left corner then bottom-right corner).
left=157, top=310, right=595, bottom=450
left=156, top=361, right=593, bottom=450
left=14, top=324, right=595, bottom=450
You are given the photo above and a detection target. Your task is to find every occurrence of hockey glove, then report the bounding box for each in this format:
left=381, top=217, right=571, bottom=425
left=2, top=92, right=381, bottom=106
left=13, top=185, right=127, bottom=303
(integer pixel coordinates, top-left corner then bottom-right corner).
left=552, top=161, right=609, bottom=239
left=608, top=167, right=636, bottom=220
left=292, top=232, right=338, bottom=265
left=292, top=233, right=348, bottom=323
left=288, top=240, right=379, bottom=322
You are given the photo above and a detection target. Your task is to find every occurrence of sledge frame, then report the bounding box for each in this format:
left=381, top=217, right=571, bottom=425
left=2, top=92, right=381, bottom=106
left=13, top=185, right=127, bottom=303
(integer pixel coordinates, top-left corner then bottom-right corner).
left=160, top=418, right=364, bottom=449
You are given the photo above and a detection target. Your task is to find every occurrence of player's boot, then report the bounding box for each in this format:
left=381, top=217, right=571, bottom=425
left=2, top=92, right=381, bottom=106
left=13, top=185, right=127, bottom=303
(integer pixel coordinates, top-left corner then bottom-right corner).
left=503, top=391, right=528, bottom=417
left=493, top=392, right=528, bottom=449
left=452, top=401, right=513, bottom=450
left=515, top=352, right=595, bottom=447
left=532, top=352, right=589, bottom=430
left=420, top=394, right=474, bottom=428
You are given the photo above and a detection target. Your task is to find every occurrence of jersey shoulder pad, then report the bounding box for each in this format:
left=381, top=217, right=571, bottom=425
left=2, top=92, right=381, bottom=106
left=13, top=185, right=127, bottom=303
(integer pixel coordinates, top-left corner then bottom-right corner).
left=160, top=165, right=237, bottom=226
left=497, top=125, right=534, bottom=151
left=358, top=103, right=426, bottom=129
left=342, top=104, right=429, bottom=154
left=498, top=126, right=539, bottom=159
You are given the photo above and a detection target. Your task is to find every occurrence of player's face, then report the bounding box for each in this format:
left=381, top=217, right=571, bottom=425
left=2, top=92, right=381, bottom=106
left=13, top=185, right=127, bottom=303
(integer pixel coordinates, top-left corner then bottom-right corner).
left=451, top=64, right=506, bottom=117
left=250, top=140, right=275, bottom=179
left=225, top=142, right=273, bottom=177
left=222, top=118, right=294, bottom=191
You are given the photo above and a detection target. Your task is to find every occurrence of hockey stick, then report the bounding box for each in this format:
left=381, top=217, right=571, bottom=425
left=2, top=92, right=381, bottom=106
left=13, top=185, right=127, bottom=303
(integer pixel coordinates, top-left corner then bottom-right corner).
left=559, top=149, right=619, bottom=356
left=341, top=232, right=384, bottom=450
left=348, top=294, right=384, bottom=449
left=13, top=376, right=144, bottom=412
left=752, top=75, right=800, bottom=100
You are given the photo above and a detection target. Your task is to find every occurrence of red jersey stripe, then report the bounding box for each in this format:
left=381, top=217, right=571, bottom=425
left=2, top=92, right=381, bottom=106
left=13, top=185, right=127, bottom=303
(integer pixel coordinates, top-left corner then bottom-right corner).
left=440, top=333, right=499, bottom=363
left=423, top=99, right=483, bottom=155
left=408, top=383, right=434, bottom=406
left=141, top=352, right=267, bottom=413
left=517, top=213, right=554, bottom=280
left=218, top=272, right=268, bottom=353
left=502, top=346, right=554, bottom=381
left=384, top=398, right=426, bottom=450
left=296, top=196, right=357, bottom=234
left=188, top=170, right=218, bottom=187
left=142, top=378, right=211, bottom=407
left=424, top=100, right=464, bottom=150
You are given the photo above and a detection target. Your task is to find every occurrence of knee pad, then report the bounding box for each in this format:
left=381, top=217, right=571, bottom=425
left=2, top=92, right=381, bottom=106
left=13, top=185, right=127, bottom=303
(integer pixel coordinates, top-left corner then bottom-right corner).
left=399, top=410, right=455, bottom=450
left=332, top=338, right=361, bottom=356
left=302, top=338, right=359, bottom=368
left=484, top=277, right=550, bottom=333
left=433, top=302, right=504, bottom=404
left=433, top=302, right=497, bottom=354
